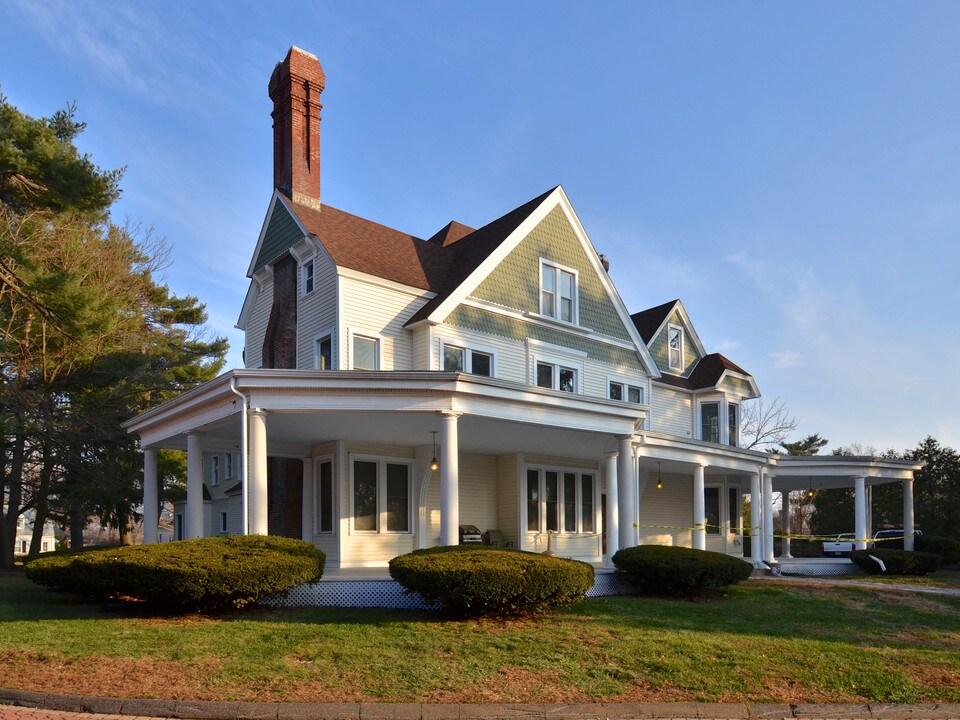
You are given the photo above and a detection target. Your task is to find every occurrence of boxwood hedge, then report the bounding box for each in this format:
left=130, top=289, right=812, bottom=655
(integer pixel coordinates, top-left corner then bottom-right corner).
left=915, top=535, right=960, bottom=565
left=388, top=545, right=594, bottom=616
left=612, top=545, right=753, bottom=595
left=25, top=535, right=324, bottom=611
left=849, top=548, right=942, bottom=575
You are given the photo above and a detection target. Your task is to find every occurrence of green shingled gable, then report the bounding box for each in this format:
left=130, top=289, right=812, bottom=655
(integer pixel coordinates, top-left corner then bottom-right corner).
left=649, top=310, right=701, bottom=376
left=253, top=201, right=304, bottom=273
left=446, top=305, right=642, bottom=369
left=469, top=206, right=632, bottom=342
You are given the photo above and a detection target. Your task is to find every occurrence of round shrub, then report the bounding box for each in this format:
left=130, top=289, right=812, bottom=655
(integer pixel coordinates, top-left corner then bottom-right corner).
left=849, top=548, right=942, bottom=575
left=388, top=545, right=594, bottom=616
left=915, top=535, right=960, bottom=565
left=25, top=535, right=324, bottom=611
left=612, top=545, right=753, bottom=595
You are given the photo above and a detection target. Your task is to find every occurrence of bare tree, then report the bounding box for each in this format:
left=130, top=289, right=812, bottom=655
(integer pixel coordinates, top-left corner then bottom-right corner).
left=739, top=396, right=799, bottom=451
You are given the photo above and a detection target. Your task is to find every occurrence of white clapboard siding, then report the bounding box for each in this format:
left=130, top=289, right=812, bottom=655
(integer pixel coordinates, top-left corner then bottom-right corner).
left=411, top=325, right=430, bottom=370
left=244, top=276, right=273, bottom=369
left=651, top=385, right=693, bottom=438
left=339, top=276, right=430, bottom=371
left=423, top=453, right=498, bottom=547
left=497, top=454, right=519, bottom=546
left=432, top=325, right=526, bottom=380
left=297, top=253, right=338, bottom=369
left=638, top=472, right=693, bottom=548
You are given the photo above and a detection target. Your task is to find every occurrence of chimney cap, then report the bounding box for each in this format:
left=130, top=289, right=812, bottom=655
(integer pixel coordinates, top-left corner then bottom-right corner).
left=270, top=45, right=326, bottom=98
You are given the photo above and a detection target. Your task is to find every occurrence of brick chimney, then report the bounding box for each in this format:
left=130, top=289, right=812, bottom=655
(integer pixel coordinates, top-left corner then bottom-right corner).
left=269, top=46, right=325, bottom=209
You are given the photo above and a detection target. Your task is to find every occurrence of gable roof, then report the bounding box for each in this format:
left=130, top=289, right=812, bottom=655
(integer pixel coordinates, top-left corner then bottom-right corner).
left=405, top=187, right=558, bottom=326
left=654, top=352, right=758, bottom=396
left=631, top=300, right=679, bottom=343
left=427, top=220, right=476, bottom=247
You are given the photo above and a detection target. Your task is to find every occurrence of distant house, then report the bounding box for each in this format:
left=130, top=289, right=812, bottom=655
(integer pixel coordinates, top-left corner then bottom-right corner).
left=13, top=510, right=57, bottom=556
left=128, top=47, right=920, bottom=572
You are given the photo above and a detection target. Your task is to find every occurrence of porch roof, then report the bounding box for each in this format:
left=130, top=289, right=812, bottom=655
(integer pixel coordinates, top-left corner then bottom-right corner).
left=768, top=454, right=922, bottom=491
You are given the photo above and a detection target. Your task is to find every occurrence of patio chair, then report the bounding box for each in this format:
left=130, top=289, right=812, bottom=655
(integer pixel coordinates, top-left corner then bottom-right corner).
left=484, top=529, right=514, bottom=549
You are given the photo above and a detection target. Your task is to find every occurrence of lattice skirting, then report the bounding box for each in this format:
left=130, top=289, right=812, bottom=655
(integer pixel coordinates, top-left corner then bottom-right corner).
left=265, top=571, right=639, bottom=609
left=776, top=561, right=864, bottom=577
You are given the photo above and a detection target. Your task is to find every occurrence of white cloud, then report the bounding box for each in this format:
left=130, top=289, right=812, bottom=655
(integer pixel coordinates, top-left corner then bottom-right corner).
left=769, top=351, right=801, bottom=369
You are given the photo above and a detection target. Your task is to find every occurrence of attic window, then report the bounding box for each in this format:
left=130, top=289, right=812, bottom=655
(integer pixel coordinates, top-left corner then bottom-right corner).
left=667, top=324, right=684, bottom=371
left=303, top=259, right=315, bottom=295
left=540, top=260, right=577, bottom=324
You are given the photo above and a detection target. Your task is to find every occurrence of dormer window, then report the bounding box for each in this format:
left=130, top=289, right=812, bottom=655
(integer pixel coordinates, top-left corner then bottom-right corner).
left=667, top=324, right=684, bottom=371
left=540, top=260, right=577, bottom=323
left=303, top=259, right=315, bottom=295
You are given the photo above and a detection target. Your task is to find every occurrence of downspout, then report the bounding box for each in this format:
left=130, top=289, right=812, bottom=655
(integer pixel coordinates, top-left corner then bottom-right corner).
left=229, top=377, right=250, bottom=535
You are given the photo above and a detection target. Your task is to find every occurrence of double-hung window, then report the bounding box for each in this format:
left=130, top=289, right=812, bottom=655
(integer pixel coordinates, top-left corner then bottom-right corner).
left=315, top=334, right=333, bottom=370
left=351, top=456, right=412, bottom=533
left=704, top=487, right=721, bottom=535
left=609, top=379, right=645, bottom=404
left=667, top=324, right=684, bottom=372
left=224, top=453, right=233, bottom=480
left=442, top=344, right=493, bottom=377
left=536, top=361, right=577, bottom=393
left=211, top=455, right=220, bottom=486
left=303, top=259, right=315, bottom=295
left=526, top=467, right=596, bottom=534
left=540, top=261, right=577, bottom=323
left=701, top=402, right=720, bottom=443
left=219, top=511, right=228, bottom=534
left=727, top=403, right=739, bottom=447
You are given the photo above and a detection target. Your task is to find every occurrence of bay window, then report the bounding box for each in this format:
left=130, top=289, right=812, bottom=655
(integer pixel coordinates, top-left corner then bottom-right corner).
left=700, top=402, right=720, bottom=443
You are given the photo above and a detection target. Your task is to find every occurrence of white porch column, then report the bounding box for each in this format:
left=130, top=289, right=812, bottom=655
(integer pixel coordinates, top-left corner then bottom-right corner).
left=762, top=471, right=775, bottom=564
left=750, top=469, right=763, bottom=565
left=249, top=409, right=269, bottom=535
left=605, top=453, right=619, bottom=561
left=780, top=491, right=792, bottom=559
left=854, top=476, right=867, bottom=550
left=185, top=432, right=204, bottom=539
left=617, top=436, right=635, bottom=551
left=692, top=465, right=706, bottom=551
left=301, top=456, right=313, bottom=542
left=439, top=412, right=460, bottom=546
left=142, top=448, right=159, bottom=544
left=866, top=486, right=873, bottom=540
left=903, top=477, right=915, bottom=551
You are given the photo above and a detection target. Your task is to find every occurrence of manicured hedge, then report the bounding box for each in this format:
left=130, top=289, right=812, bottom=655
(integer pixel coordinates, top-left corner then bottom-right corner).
left=915, top=535, right=960, bottom=565
left=612, top=545, right=753, bottom=595
left=849, top=548, right=942, bottom=575
left=25, top=535, right=325, bottom=611
left=388, top=545, right=594, bottom=616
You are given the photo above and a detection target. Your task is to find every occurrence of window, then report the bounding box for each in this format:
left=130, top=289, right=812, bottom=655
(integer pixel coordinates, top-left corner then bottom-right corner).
left=701, top=402, right=720, bottom=443
left=728, top=403, right=739, bottom=447
left=536, top=361, right=577, bottom=393
left=225, top=454, right=233, bottom=480
left=609, top=380, right=645, bottom=404
left=352, top=335, right=379, bottom=370
left=315, top=459, right=334, bottom=534
left=219, top=511, right=228, bottom=534
left=728, top=487, right=741, bottom=535
left=19, top=540, right=27, bottom=554
left=525, top=467, right=597, bottom=534
left=315, top=334, right=333, bottom=370
left=704, top=487, right=720, bottom=535
left=667, top=324, right=684, bottom=371
left=443, top=344, right=493, bottom=377
left=303, top=259, right=315, bottom=295
left=540, top=261, right=577, bottom=323
left=211, top=455, right=220, bottom=486
left=351, top=457, right=411, bottom=533
left=175, top=513, right=184, bottom=541
left=41, top=540, right=49, bottom=552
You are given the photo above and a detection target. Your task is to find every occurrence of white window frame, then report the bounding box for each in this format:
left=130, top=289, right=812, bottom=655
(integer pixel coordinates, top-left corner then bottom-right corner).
left=607, top=374, right=646, bottom=405
left=211, top=455, right=220, bottom=486
left=219, top=511, right=228, bottom=534
left=727, top=486, right=742, bottom=536
left=302, top=257, right=315, bottom=296
left=313, top=455, right=336, bottom=535
left=349, top=454, right=414, bottom=535
left=313, top=328, right=335, bottom=370
left=224, top=453, right=233, bottom=480
left=530, top=347, right=584, bottom=394
left=727, top=401, right=739, bottom=448
left=348, top=329, right=382, bottom=371
left=698, top=398, right=722, bottom=444
left=440, top=342, right=495, bottom=377
left=41, top=540, right=50, bottom=553
left=667, top=323, right=684, bottom=372
left=524, top=465, right=598, bottom=536
left=704, top=483, right=722, bottom=535
left=539, top=259, right=579, bottom=325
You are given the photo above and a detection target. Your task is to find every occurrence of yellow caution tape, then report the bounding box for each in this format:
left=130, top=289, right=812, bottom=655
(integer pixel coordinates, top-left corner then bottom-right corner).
left=632, top=522, right=907, bottom=544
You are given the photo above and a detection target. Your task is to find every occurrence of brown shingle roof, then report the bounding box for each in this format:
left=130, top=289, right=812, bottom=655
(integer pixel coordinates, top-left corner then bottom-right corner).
left=286, top=202, right=452, bottom=291
left=653, top=352, right=753, bottom=391
left=630, top=300, right=678, bottom=343
left=427, top=220, right=476, bottom=247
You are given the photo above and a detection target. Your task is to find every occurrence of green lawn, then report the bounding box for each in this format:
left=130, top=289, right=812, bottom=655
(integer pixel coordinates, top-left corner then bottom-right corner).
left=812, top=568, right=960, bottom=589
left=1, top=571, right=959, bottom=704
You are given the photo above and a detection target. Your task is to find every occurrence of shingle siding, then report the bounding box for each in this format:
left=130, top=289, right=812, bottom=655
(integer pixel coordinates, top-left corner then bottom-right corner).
left=254, top=202, right=304, bottom=273
left=649, top=310, right=701, bottom=376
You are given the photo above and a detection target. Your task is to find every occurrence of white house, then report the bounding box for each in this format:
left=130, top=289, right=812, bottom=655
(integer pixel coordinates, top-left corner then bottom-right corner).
left=125, top=47, right=920, bottom=572
left=12, top=509, right=57, bottom=557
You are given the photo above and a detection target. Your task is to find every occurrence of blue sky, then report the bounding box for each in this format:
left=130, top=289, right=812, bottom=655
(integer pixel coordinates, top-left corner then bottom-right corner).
left=2, top=1, right=958, bottom=453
